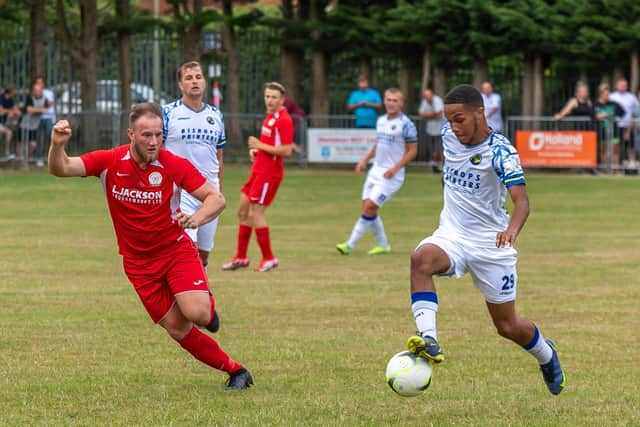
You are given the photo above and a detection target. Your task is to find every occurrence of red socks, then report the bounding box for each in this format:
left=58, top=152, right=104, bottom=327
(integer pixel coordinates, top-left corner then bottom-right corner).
left=178, top=326, right=242, bottom=374
left=236, top=224, right=252, bottom=259
left=255, top=226, right=274, bottom=260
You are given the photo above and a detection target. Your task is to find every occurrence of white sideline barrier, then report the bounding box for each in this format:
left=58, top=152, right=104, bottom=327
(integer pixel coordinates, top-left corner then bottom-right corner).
left=307, top=128, right=376, bottom=163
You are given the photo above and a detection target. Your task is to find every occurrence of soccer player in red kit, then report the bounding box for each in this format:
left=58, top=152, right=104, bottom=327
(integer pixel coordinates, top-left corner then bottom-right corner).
left=48, top=103, right=253, bottom=390
left=223, top=82, right=294, bottom=272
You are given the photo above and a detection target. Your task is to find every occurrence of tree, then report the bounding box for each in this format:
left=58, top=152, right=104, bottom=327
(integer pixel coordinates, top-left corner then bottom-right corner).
left=495, top=0, right=554, bottom=117
left=26, top=0, right=46, bottom=83
left=221, top=0, right=241, bottom=144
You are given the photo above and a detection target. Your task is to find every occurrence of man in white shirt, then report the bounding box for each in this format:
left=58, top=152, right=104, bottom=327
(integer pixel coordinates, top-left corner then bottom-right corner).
left=336, top=88, right=417, bottom=256
left=163, top=61, right=226, bottom=270
left=608, top=78, right=640, bottom=164
left=481, top=82, right=503, bottom=133
left=406, top=84, right=565, bottom=396
left=35, top=76, right=55, bottom=168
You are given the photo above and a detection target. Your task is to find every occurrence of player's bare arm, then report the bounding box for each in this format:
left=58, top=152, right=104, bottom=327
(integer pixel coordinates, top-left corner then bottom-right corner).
left=177, top=181, right=226, bottom=229
left=384, top=143, right=418, bottom=178
left=48, top=120, right=86, bottom=177
left=356, top=145, right=377, bottom=173
left=248, top=136, right=293, bottom=158
left=496, top=184, right=530, bottom=248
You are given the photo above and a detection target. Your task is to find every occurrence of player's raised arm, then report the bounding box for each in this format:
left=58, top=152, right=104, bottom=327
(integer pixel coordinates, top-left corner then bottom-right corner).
left=48, top=120, right=86, bottom=177
left=496, top=184, right=530, bottom=248
left=176, top=181, right=226, bottom=229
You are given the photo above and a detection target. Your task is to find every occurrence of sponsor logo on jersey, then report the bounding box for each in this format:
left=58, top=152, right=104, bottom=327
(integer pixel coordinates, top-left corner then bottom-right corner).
left=470, top=154, right=482, bottom=165
left=206, top=116, right=215, bottom=125
left=148, top=171, right=163, bottom=186
left=111, top=185, right=162, bottom=204
left=262, top=125, right=273, bottom=137
left=177, top=117, right=190, bottom=120
left=444, top=167, right=481, bottom=193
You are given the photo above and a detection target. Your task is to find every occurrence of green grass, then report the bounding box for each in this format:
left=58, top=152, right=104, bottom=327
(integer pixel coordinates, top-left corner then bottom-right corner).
left=1, top=166, right=639, bottom=426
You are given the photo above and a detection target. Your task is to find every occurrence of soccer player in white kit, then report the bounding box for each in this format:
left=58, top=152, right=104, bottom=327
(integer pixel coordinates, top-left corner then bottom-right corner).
left=163, top=61, right=226, bottom=270
left=407, top=84, right=566, bottom=395
left=336, top=88, right=417, bottom=255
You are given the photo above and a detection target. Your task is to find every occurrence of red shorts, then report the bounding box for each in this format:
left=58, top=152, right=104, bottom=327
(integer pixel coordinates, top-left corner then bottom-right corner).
left=241, top=172, right=282, bottom=206
left=123, top=238, right=213, bottom=323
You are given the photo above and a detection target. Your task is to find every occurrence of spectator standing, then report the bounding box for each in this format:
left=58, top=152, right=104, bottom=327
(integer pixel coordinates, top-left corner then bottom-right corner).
left=48, top=103, right=253, bottom=391
left=554, top=81, right=594, bottom=120
left=222, top=82, right=293, bottom=272
left=336, top=88, right=418, bottom=256
left=608, top=78, right=640, bottom=166
left=594, top=83, right=625, bottom=167
left=19, top=82, right=51, bottom=166
left=554, top=82, right=597, bottom=174
left=481, top=82, right=503, bottom=133
left=163, top=60, right=226, bottom=270
left=418, top=88, right=445, bottom=173
left=347, top=76, right=382, bottom=128
left=35, top=76, right=56, bottom=163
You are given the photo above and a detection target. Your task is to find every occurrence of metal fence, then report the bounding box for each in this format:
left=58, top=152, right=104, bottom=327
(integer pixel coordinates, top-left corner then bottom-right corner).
left=2, top=112, right=637, bottom=176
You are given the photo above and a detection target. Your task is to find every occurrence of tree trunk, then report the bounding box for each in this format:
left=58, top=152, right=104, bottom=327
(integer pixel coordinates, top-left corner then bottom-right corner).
left=358, top=56, right=370, bottom=80
left=472, top=59, right=488, bottom=90
left=399, top=56, right=419, bottom=114
left=116, top=0, right=132, bottom=145
left=310, top=49, right=329, bottom=126
left=521, top=54, right=533, bottom=116
left=420, top=46, right=431, bottom=92
left=221, top=0, right=242, bottom=149
left=612, top=65, right=625, bottom=82
left=310, top=0, right=328, bottom=126
left=631, top=48, right=639, bottom=94
left=433, top=67, right=446, bottom=99
left=29, top=0, right=46, bottom=82
left=532, top=53, right=544, bottom=117
left=56, top=0, right=98, bottom=149
left=280, top=46, right=304, bottom=103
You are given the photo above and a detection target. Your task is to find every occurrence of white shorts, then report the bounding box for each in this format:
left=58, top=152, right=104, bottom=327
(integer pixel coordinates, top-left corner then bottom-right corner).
left=181, top=178, right=219, bottom=252
left=415, top=227, right=519, bottom=304
left=361, top=168, right=404, bottom=207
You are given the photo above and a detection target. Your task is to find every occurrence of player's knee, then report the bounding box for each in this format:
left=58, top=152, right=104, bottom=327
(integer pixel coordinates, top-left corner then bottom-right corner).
left=183, top=304, right=211, bottom=326
left=494, top=319, right=517, bottom=340
left=411, top=249, right=437, bottom=276
left=161, top=319, right=193, bottom=341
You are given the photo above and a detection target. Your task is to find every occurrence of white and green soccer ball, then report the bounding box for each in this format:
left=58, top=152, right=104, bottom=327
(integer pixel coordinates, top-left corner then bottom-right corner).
left=385, top=351, right=432, bottom=397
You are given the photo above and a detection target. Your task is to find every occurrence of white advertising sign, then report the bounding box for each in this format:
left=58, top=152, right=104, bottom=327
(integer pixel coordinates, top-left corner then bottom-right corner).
left=307, top=128, right=377, bottom=163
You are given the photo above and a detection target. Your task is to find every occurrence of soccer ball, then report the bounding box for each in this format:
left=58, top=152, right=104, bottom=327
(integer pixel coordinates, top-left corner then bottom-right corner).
left=385, top=351, right=432, bottom=397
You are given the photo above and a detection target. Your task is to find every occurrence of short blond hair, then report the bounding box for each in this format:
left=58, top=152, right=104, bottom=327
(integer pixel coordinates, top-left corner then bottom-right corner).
left=264, top=81, right=286, bottom=96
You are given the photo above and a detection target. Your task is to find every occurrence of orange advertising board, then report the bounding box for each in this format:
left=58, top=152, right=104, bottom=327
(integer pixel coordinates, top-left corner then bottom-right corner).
left=515, top=130, right=597, bottom=167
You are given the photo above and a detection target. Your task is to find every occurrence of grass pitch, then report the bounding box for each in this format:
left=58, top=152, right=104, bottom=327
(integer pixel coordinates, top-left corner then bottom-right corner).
left=1, top=166, right=639, bottom=426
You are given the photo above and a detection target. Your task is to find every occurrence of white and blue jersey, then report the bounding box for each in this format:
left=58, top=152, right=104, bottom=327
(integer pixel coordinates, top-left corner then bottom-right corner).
left=439, top=125, right=525, bottom=246
left=371, top=113, right=418, bottom=179
left=162, top=99, right=226, bottom=181
left=163, top=99, right=227, bottom=252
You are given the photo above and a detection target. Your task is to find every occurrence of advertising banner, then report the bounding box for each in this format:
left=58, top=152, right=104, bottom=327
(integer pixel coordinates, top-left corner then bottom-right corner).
left=307, top=128, right=377, bottom=163
left=515, top=130, right=597, bottom=167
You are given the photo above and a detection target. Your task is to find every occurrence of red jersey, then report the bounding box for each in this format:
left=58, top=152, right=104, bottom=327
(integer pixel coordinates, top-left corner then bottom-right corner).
left=81, top=145, right=206, bottom=258
left=251, top=108, right=294, bottom=177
